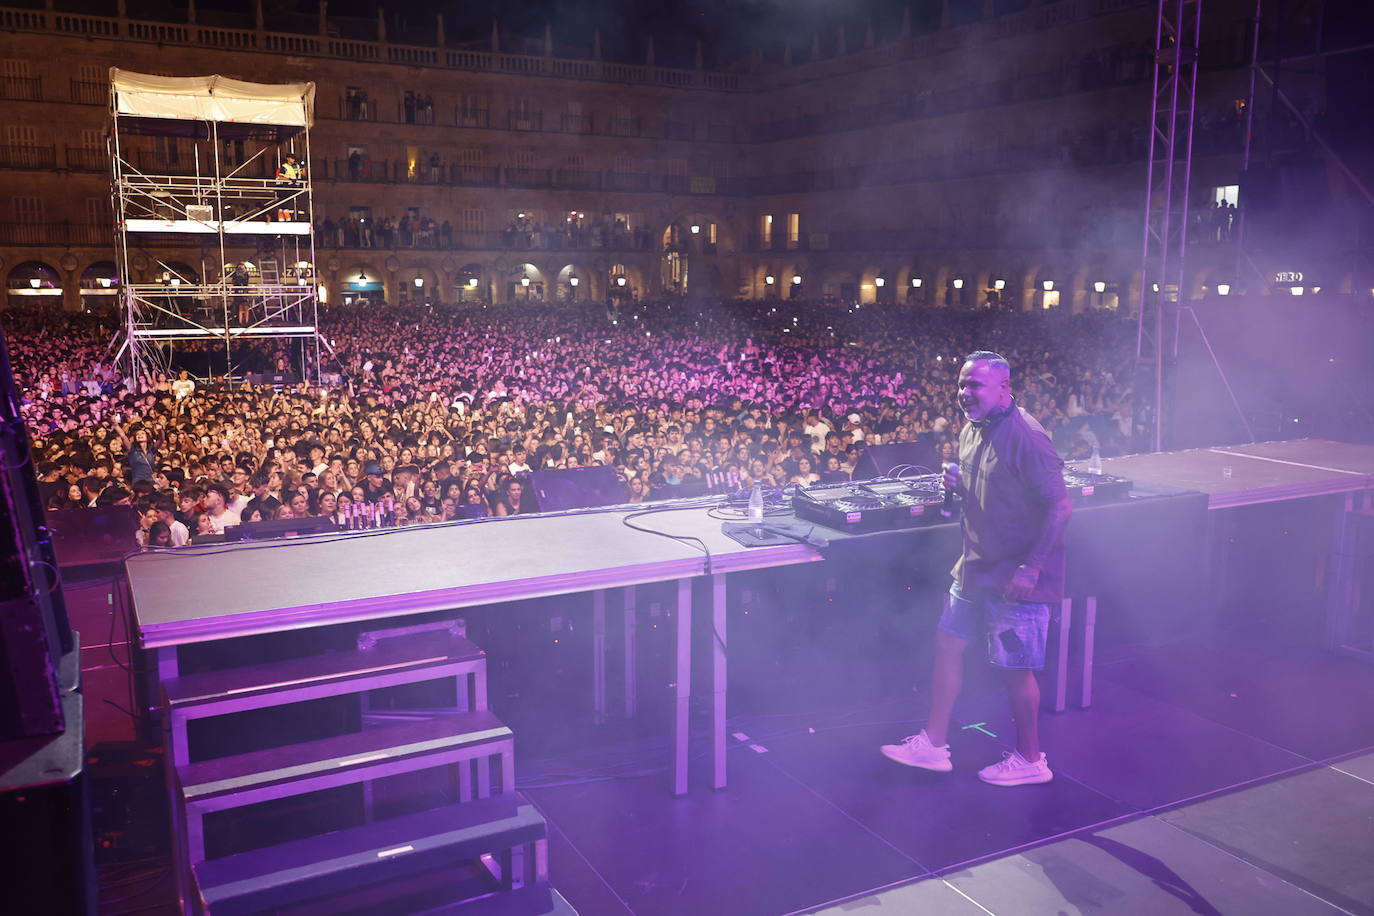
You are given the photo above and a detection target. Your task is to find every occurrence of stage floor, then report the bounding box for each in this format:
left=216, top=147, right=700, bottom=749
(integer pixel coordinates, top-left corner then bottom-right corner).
left=84, top=621, right=1374, bottom=915
left=514, top=635, right=1374, bottom=916
left=87, top=437, right=1374, bottom=914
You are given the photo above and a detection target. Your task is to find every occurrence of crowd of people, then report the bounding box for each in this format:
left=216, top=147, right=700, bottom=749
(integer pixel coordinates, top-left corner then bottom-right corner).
left=3, top=298, right=1137, bottom=547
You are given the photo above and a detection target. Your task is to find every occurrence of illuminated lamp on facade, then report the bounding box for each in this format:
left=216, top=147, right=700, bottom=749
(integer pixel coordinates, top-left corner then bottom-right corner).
left=616, top=276, right=627, bottom=287
left=911, top=278, right=922, bottom=288
left=952, top=278, right=963, bottom=289
left=1042, top=280, right=1054, bottom=292
left=875, top=277, right=885, bottom=287
left=993, top=279, right=1005, bottom=290
left=1217, top=284, right=1231, bottom=296
left=1093, top=281, right=1106, bottom=294
left=765, top=275, right=775, bottom=285
left=791, top=275, right=801, bottom=284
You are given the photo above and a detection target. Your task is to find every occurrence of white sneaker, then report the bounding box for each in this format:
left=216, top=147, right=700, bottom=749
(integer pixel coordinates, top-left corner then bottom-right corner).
left=978, top=750, right=1053, bottom=786
left=880, top=730, right=952, bottom=772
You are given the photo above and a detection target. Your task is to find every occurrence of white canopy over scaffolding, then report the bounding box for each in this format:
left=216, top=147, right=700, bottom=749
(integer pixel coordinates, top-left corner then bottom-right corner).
left=110, top=69, right=315, bottom=128
left=109, top=69, right=327, bottom=386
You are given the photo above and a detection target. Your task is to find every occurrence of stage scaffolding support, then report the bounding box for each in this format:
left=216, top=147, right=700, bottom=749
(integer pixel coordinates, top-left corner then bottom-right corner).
left=108, top=70, right=324, bottom=386
left=1137, top=0, right=1203, bottom=453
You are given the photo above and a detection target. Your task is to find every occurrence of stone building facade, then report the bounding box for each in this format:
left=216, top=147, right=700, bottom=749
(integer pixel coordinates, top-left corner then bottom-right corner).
left=0, top=0, right=1336, bottom=313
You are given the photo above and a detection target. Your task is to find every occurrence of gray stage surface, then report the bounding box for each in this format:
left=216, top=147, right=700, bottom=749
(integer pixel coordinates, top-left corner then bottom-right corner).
left=127, top=504, right=818, bottom=647
left=128, top=438, right=1374, bottom=646
left=1096, top=438, right=1374, bottom=509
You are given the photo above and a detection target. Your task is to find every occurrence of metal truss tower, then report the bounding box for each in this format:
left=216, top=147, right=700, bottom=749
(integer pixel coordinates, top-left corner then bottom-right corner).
left=108, top=70, right=325, bottom=386
left=1137, top=0, right=1203, bottom=453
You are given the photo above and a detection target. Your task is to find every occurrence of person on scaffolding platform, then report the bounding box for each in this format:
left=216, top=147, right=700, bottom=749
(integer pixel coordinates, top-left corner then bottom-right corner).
left=881, top=350, right=1073, bottom=787
left=274, top=153, right=304, bottom=221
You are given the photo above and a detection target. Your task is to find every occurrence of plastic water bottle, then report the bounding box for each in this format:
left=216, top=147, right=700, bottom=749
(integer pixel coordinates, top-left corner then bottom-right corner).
left=748, top=482, right=764, bottom=526
left=1087, top=444, right=1103, bottom=476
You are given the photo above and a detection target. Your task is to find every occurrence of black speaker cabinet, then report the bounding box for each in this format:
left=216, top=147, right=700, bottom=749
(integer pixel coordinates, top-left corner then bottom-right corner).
left=0, top=690, right=96, bottom=915
left=529, top=466, right=626, bottom=512
left=44, top=507, right=141, bottom=569
left=851, top=439, right=940, bottom=480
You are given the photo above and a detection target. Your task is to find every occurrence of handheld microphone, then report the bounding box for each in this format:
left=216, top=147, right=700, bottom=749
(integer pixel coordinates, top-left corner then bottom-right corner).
left=941, top=462, right=958, bottom=519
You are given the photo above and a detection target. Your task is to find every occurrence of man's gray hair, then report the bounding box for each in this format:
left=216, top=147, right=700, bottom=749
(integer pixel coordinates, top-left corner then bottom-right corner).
left=963, top=350, right=1011, bottom=375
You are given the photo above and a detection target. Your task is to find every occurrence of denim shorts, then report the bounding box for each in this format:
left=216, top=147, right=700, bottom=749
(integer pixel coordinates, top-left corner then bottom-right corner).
left=938, top=582, right=1051, bottom=670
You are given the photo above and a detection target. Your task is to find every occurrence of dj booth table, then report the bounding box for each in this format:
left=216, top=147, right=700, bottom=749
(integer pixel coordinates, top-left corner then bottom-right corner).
left=128, top=509, right=818, bottom=797
left=127, top=479, right=1210, bottom=797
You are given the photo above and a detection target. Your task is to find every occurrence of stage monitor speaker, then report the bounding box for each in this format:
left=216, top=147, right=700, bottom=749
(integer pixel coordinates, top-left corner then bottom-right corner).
left=648, top=480, right=709, bottom=502
left=0, top=691, right=96, bottom=915
left=224, top=516, right=338, bottom=541
left=851, top=439, right=939, bottom=481
left=530, top=466, right=625, bottom=512
left=45, top=507, right=140, bottom=568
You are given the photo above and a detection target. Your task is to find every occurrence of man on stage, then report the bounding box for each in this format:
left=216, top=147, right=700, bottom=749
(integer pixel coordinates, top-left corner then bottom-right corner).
left=882, top=351, right=1072, bottom=786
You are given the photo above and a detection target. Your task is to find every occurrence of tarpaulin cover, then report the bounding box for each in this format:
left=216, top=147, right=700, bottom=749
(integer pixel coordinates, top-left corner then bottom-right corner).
left=111, top=69, right=314, bottom=127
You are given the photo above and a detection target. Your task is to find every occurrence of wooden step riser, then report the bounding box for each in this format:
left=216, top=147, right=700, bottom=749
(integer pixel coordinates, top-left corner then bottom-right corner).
left=169, top=660, right=487, bottom=765
left=184, top=740, right=515, bottom=865
left=168, top=656, right=486, bottom=714
left=202, top=837, right=548, bottom=916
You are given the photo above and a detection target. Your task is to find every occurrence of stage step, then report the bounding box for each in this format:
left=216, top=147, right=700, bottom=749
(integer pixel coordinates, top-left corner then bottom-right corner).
left=440, top=886, right=579, bottom=916
left=164, top=628, right=486, bottom=742
left=194, top=795, right=548, bottom=916
left=179, top=710, right=516, bottom=863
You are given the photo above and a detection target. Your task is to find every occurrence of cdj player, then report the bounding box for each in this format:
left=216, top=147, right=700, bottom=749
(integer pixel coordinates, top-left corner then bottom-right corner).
left=1062, top=469, right=1133, bottom=501
left=792, top=476, right=951, bottom=532
left=793, top=469, right=1134, bottom=532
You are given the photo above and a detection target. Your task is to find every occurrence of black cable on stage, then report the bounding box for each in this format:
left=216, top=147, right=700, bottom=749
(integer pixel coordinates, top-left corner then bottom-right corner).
left=618, top=502, right=717, bottom=576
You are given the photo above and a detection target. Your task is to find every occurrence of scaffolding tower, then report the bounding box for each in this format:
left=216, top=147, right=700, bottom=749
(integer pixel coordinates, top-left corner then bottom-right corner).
left=108, top=69, right=325, bottom=385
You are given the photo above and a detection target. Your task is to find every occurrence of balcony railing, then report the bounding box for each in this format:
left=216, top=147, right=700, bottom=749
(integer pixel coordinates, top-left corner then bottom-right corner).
left=452, top=164, right=501, bottom=186
left=341, top=97, right=376, bottom=121
left=504, top=166, right=551, bottom=188
left=559, top=113, right=592, bottom=134
left=69, top=79, right=104, bottom=105
left=331, top=157, right=391, bottom=181
left=555, top=169, right=601, bottom=190
left=0, top=221, right=108, bottom=246
left=314, top=225, right=653, bottom=253
left=507, top=111, right=543, bottom=131
left=66, top=146, right=106, bottom=171
left=456, top=108, right=491, bottom=129
left=605, top=171, right=651, bottom=193
left=0, top=75, right=41, bottom=100
left=0, top=144, right=57, bottom=169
